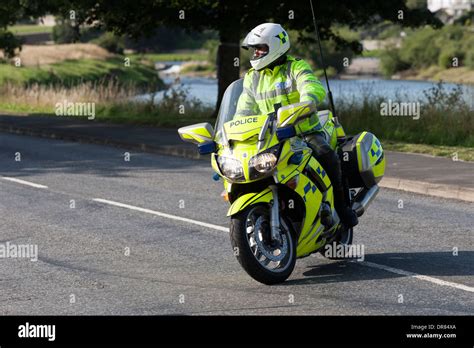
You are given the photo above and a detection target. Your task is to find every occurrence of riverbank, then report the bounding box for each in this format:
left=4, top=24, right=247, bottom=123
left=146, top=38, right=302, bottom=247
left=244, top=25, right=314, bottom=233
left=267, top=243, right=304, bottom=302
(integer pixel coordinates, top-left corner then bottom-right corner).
left=0, top=43, right=163, bottom=89
left=338, top=57, right=474, bottom=85
left=168, top=58, right=474, bottom=85
left=0, top=57, right=161, bottom=89
left=393, top=66, right=474, bottom=85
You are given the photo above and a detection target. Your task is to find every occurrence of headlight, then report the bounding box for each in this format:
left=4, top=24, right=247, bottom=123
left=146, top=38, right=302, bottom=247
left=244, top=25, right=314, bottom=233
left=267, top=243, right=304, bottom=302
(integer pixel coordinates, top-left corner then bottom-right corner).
left=249, top=145, right=280, bottom=179
left=217, top=156, right=244, bottom=181
left=249, top=152, right=278, bottom=173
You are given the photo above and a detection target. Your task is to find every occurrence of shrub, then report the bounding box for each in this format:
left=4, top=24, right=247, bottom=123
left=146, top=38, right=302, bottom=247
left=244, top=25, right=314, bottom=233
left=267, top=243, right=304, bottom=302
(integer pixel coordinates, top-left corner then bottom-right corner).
left=379, top=24, right=473, bottom=73
left=204, top=39, right=219, bottom=65
left=380, top=48, right=410, bottom=76
left=465, top=50, right=474, bottom=69
left=52, top=18, right=80, bottom=44
left=0, top=30, right=22, bottom=58
left=438, top=44, right=463, bottom=68
left=399, top=26, right=440, bottom=69
left=92, top=32, right=125, bottom=54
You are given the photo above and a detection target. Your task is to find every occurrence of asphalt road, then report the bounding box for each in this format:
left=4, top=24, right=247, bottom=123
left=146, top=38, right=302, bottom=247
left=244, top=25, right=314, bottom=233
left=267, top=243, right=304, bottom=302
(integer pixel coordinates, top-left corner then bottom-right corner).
left=0, top=133, right=472, bottom=315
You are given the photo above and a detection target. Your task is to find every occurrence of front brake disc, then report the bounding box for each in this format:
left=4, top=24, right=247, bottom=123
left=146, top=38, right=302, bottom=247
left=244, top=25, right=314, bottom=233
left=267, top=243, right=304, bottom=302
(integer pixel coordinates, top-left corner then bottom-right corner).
left=254, top=217, right=288, bottom=262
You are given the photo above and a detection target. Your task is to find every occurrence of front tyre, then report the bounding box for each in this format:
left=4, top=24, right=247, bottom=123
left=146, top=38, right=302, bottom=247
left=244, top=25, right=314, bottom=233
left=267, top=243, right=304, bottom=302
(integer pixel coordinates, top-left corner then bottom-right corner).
left=230, top=205, right=296, bottom=285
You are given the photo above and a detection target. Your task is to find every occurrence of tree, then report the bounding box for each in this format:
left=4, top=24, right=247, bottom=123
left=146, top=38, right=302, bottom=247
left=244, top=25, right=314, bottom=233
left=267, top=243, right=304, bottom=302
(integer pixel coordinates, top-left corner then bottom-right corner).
left=0, top=0, right=55, bottom=58
left=1, top=0, right=442, bottom=113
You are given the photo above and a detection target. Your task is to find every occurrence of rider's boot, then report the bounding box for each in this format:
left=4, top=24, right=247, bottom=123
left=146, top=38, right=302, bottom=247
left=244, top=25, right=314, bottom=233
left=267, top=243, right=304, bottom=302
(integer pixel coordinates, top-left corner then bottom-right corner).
left=317, top=150, right=358, bottom=227
left=305, top=133, right=359, bottom=228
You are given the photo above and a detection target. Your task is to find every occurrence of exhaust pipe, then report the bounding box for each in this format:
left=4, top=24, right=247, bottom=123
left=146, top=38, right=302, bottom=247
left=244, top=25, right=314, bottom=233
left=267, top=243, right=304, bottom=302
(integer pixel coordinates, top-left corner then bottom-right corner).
left=352, top=185, right=379, bottom=217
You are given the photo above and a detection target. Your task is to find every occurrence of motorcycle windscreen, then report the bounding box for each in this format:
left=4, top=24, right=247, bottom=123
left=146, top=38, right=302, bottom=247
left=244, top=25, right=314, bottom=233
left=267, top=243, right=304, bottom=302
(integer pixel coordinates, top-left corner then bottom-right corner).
left=214, top=79, right=244, bottom=145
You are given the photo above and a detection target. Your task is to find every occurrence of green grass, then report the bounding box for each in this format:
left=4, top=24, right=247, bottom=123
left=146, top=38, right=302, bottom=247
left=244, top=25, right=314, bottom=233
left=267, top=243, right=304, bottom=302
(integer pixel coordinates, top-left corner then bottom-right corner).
left=382, top=140, right=473, bottom=161
left=180, top=63, right=215, bottom=75
left=7, top=24, right=53, bottom=35
left=94, top=103, right=213, bottom=127
left=340, top=104, right=474, bottom=148
left=0, top=102, right=214, bottom=127
left=0, top=102, right=52, bottom=114
left=314, top=67, right=337, bottom=78
left=130, top=51, right=208, bottom=63
left=336, top=86, right=474, bottom=148
left=361, top=50, right=383, bottom=58
left=0, top=57, right=163, bottom=89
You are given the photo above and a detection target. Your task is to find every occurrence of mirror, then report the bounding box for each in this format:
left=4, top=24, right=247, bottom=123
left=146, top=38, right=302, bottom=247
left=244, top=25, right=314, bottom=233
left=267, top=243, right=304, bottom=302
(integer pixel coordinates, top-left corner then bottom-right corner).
left=178, top=123, right=215, bottom=145
left=276, top=101, right=316, bottom=128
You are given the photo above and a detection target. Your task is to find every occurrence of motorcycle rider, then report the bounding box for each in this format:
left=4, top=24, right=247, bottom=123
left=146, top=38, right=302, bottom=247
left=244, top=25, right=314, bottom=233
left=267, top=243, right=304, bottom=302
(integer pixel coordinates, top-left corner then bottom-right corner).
left=235, top=23, right=358, bottom=227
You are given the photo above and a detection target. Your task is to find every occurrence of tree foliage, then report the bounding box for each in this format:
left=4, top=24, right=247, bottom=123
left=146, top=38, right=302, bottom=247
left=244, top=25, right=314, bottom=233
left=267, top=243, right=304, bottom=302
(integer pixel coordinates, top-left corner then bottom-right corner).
left=0, top=0, right=442, bottom=111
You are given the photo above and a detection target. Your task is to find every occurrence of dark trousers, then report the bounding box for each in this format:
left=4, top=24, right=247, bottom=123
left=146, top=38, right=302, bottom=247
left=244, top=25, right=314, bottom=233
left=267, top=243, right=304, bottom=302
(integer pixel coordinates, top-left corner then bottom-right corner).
left=304, top=132, right=349, bottom=215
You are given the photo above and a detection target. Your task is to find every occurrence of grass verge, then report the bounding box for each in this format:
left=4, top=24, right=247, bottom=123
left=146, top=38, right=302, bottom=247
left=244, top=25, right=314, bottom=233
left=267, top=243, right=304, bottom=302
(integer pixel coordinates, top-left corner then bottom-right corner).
left=382, top=140, right=473, bottom=162
left=336, top=83, right=473, bottom=148
left=7, top=24, right=53, bottom=35
left=130, top=51, right=208, bottom=63
left=95, top=103, right=213, bottom=127
left=396, top=66, right=474, bottom=85
left=0, top=57, right=162, bottom=89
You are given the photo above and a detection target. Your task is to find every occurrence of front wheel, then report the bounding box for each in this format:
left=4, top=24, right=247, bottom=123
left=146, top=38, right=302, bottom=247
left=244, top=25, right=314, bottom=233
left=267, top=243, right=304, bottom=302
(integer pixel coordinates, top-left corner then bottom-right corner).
left=230, top=205, right=296, bottom=285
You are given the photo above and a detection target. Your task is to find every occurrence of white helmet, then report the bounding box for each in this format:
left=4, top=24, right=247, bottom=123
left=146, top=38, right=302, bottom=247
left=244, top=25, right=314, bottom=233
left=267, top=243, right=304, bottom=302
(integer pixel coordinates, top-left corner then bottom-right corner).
left=242, top=23, right=290, bottom=71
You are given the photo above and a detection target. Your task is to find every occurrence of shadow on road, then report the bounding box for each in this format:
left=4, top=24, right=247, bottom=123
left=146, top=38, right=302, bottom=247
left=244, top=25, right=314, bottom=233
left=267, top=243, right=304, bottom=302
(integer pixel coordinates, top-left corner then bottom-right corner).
left=283, top=251, right=473, bottom=286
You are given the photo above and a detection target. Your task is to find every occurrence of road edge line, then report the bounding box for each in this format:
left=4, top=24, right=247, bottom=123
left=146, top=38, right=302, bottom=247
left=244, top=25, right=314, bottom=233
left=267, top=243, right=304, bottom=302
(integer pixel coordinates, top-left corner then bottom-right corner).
left=94, top=196, right=474, bottom=294
left=358, top=260, right=474, bottom=293
left=1, top=176, right=48, bottom=189
left=92, top=198, right=229, bottom=232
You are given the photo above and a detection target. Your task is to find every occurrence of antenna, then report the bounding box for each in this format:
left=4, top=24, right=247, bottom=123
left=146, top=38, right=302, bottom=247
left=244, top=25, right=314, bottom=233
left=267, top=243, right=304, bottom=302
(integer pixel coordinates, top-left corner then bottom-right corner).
left=309, top=0, right=340, bottom=125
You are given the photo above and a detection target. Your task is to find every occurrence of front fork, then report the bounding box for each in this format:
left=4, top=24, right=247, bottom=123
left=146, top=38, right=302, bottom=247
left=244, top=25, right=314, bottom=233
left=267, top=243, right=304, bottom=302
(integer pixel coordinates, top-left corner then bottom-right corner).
left=269, top=185, right=282, bottom=245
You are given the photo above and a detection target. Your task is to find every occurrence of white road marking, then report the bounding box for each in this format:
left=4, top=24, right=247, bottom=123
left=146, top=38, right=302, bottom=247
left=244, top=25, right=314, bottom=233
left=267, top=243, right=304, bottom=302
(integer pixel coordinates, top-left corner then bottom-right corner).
left=93, top=197, right=474, bottom=293
left=2, top=177, right=48, bottom=189
left=357, top=260, right=474, bottom=293
left=93, top=198, right=229, bottom=232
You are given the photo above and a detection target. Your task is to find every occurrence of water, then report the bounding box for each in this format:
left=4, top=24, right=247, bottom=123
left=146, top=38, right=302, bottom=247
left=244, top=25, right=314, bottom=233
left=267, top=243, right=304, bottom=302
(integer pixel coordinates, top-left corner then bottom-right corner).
left=135, top=64, right=474, bottom=108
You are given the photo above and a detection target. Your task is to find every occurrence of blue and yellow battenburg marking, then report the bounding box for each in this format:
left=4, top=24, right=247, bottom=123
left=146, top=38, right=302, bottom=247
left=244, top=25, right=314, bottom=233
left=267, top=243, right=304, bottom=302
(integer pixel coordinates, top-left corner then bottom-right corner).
left=370, top=138, right=382, bottom=158
left=316, top=166, right=326, bottom=178
left=276, top=31, right=288, bottom=45
left=369, top=137, right=384, bottom=166
left=303, top=182, right=318, bottom=202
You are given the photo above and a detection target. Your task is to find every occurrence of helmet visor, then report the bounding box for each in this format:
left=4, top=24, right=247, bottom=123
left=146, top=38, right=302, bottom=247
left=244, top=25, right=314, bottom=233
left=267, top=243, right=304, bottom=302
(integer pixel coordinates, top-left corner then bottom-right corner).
left=249, top=44, right=269, bottom=60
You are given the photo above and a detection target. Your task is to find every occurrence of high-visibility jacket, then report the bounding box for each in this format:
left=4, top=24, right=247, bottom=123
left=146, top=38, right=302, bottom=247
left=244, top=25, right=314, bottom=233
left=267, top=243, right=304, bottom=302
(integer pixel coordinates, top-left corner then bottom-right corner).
left=235, top=55, right=326, bottom=134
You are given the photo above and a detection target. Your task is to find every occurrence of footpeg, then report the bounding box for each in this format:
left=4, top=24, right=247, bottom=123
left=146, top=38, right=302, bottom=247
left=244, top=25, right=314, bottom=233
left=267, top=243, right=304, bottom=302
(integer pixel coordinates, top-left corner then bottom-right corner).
left=320, top=202, right=334, bottom=227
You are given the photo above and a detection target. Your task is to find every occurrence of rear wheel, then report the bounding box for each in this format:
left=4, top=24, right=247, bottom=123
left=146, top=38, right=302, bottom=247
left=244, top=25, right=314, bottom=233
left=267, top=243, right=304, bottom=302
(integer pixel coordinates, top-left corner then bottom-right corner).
left=230, top=205, right=296, bottom=285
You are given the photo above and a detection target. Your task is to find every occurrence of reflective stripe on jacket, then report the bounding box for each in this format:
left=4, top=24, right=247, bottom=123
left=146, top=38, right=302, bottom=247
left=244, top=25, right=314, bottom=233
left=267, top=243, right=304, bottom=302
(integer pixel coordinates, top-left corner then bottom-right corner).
left=235, top=55, right=326, bottom=133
